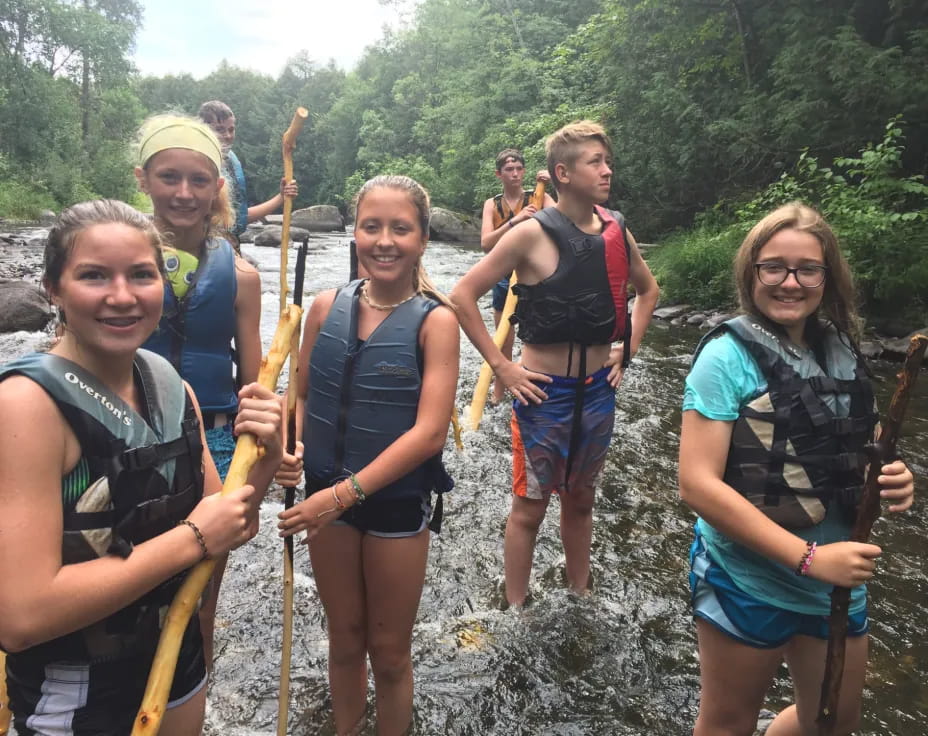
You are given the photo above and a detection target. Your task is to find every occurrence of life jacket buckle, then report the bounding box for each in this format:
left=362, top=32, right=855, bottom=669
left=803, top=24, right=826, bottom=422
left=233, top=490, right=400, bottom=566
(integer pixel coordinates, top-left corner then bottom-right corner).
left=832, top=417, right=857, bottom=436
left=121, top=444, right=160, bottom=472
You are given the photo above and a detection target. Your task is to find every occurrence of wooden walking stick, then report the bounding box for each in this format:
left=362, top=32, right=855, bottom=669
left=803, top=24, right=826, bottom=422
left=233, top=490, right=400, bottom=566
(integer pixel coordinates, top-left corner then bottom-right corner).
left=468, top=178, right=547, bottom=430
left=279, top=107, right=309, bottom=312
left=816, top=334, right=927, bottom=735
left=131, top=305, right=303, bottom=736
left=0, top=650, right=10, bottom=736
left=277, top=239, right=308, bottom=736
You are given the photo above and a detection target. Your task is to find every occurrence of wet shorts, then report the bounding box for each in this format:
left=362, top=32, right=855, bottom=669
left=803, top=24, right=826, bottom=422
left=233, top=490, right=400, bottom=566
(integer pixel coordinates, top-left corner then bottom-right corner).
left=492, top=278, right=511, bottom=312
left=306, top=485, right=432, bottom=538
left=689, top=531, right=868, bottom=649
left=511, top=366, right=616, bottom=499
left=9, top=618, right=206, bottom=735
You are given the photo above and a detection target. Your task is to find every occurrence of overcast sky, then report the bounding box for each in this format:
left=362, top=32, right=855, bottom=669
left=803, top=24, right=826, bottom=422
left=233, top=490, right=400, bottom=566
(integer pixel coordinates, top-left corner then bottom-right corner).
left=134, top=0, right=412, bottom=79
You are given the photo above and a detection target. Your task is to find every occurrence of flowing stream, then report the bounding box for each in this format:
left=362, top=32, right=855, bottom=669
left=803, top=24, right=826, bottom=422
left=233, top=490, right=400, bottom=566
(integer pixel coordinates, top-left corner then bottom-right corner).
left=1, top=230, right=926, bottom=735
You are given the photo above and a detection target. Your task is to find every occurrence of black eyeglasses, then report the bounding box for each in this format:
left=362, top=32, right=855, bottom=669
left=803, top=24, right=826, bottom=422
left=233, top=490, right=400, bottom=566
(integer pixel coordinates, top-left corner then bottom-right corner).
left=754, top=262, right=827, bottom=288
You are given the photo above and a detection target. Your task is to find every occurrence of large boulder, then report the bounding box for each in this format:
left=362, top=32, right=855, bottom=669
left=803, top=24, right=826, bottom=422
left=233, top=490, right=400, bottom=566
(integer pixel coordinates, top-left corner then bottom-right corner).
left=290, top=205, right=344, bottom=232
left=0, top=280, right=53, bottom=333
left=429, top=207, right=480, bottom=243
left=253, top=225, right=313, bottom=248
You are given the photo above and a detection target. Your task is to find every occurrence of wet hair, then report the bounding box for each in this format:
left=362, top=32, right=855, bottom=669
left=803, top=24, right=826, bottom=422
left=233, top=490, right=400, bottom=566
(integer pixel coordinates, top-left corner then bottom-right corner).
left=495, top=148, right=525, bottom=172
left=545, top=120, right=613, bottom=191
left=44, top=200, right=165, bottom=321
left=733, top=202, right=861, bottom=343
left=134, top=113, right=234, bottom=238
left=198, top=100, right=234, bottom=125
left=353, top=175, right=454, bottom=310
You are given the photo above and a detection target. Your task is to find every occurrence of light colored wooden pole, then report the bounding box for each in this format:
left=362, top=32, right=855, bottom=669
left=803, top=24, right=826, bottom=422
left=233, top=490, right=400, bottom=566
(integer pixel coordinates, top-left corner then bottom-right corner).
left=468, top=179, right=546, bottom=430
left=0, top=650, right=10, bottom=736
left=278, top=107, right=309, bottom=314
left=131, top=305, right=303, bottom=736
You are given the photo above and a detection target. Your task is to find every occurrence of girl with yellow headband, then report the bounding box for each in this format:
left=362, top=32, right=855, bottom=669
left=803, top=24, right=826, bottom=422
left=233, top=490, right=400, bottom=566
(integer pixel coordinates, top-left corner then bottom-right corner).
left=134, top=113, right=264, bottom=666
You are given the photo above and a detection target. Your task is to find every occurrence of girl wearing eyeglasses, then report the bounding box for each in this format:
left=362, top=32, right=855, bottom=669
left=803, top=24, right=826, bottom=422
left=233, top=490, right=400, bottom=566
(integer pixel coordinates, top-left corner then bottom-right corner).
left=678, top=202, right=914, bottom=735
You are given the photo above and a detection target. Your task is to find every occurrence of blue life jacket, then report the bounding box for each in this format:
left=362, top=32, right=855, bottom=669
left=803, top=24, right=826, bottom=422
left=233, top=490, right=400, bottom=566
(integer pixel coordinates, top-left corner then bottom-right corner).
left=144, top=238, right=239, bottom=414
left=695, top=316, right=878, bottom=528
left=0, top=349, right=203, bottom=665
left=226, top=148, right=248, bottom=236
left=303, top=279, right=453, bottom=505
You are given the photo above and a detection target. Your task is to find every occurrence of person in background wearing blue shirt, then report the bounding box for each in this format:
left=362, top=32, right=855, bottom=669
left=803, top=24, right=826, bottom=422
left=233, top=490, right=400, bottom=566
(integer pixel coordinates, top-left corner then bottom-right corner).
left=198, top=100, right=298, bottom=239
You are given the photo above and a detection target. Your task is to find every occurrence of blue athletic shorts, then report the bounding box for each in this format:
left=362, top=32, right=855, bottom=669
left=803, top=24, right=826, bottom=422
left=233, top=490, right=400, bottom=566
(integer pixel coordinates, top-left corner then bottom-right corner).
left=511, top=366, right=615, bottom=499
left=492, top=278, right=511, bottom=312
left=689, top=530, right=868, bottom=649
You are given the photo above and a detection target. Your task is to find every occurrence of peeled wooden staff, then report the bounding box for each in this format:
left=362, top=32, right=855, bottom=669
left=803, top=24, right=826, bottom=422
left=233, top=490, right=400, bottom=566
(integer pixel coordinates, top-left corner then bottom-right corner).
left=0, top=650, right=10, bottom=735
left=468, top=179, right=547, bottom=430
left=274, top=108, right=307, bottom=734
left=279, top=107, right=309, bottom=312
left=816, top=334, right=927, bottom=736
left=276, top=239, right=308, bottom=736
left=131, top=305, right=303, bottom=736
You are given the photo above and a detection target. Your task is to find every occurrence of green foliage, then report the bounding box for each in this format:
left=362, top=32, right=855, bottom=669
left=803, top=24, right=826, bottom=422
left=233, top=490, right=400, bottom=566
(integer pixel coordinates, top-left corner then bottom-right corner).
left=655, top=119, right=928, bottom=322
left=648, top=226, right=742, bottom=310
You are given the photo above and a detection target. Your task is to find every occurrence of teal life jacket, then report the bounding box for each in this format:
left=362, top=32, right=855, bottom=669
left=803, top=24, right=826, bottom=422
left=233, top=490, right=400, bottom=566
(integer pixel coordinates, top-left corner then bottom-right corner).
left=0, top=349, right=204, bottom=663
left=303, top=280, right=453, bottom=508
left=226, top=148, right=249, bottom=236
left=144, top=237, right=239, bottom=414
left=695, top=316, right=878, bottom=528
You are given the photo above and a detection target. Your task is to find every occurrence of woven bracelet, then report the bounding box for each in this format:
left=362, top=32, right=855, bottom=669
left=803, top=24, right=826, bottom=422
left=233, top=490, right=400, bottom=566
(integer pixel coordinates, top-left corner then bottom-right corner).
left=178, top=519, right=210, bottom=561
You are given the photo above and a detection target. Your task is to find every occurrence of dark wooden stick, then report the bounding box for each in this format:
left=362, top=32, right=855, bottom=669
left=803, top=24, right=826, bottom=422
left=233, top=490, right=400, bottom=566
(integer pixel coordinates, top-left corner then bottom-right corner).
left=817, top=334, right=927, bottom=735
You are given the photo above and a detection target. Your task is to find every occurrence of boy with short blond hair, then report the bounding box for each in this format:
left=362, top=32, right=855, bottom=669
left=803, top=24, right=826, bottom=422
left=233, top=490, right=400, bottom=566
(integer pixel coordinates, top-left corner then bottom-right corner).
left=451, top=121, right=660, bottom=606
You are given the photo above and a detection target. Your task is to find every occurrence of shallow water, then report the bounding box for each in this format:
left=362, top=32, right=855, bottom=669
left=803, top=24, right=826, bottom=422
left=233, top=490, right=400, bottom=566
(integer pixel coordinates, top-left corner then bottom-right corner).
left=1, top=232, right=925, bottom=735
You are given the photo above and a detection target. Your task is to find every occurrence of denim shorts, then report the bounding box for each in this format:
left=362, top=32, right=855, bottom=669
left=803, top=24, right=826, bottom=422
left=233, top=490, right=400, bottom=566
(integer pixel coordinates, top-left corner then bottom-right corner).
left=492, top=278, right=511, bottom=312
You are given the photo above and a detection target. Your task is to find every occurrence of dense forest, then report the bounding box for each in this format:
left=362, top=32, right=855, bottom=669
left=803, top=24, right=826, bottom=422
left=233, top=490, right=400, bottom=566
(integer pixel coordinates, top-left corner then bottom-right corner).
left=1, top=0, right=927, bottom=323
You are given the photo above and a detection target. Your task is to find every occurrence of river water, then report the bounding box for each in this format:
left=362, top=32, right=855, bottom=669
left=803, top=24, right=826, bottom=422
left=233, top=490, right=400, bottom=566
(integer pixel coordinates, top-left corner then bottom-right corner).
left=1, top=230, right=926, bottom=735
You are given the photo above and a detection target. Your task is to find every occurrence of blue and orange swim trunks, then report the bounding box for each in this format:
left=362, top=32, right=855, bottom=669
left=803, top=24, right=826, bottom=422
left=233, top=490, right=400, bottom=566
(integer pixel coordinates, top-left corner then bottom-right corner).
left=511, top=366, right=615, bottom=499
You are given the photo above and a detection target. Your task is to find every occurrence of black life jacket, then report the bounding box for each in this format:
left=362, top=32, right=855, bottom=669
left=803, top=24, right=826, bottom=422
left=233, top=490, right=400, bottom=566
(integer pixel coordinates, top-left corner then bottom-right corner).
left=511, top=205, right=631, bottom=352
left=695, top=316, right=878, bottom=528
left=0, top=349, right=203, bottom=663
left=303, top=280, right=453, bottom=520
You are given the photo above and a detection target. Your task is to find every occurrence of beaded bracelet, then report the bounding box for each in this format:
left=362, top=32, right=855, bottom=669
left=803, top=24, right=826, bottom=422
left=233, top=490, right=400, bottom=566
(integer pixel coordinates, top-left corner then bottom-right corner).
left=795, top=540, right=817, bottom=576
left=178, top=519, right=210, bottom=561
left=349, top=474, right=367, bottom=504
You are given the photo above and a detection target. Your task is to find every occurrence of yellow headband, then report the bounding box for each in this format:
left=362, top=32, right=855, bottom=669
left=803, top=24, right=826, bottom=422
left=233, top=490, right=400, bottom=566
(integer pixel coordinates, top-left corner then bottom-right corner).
left=137, top=116, right=223, bottom=171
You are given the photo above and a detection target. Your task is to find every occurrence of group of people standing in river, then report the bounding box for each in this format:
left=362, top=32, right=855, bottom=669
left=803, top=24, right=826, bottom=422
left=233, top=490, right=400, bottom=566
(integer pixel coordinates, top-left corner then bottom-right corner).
left=0, top=107, right=915, bottom=736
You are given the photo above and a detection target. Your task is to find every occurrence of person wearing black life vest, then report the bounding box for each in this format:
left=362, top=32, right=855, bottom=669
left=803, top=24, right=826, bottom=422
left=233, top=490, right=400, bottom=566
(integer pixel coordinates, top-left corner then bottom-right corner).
left=0, top=200, right=283, bottom=735
left=679, top=203, right=915, bottom=736
left=480, top=149, right=556, bottom=404
left=451, top=121, right=660, bottom=608
left=275, top=176, right=459, bottom=736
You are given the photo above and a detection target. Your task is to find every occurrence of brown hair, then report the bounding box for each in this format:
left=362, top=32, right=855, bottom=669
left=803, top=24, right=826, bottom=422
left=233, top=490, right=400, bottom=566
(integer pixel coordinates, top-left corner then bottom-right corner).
left=198, top=100, right=234, bottom=125
left=733, top=202, right=861, bottom=342
left=44, top=200, right=165, bottom=321
left=495, top=148, right=525, bottom=172
left=545, top=120, right=613, bottom=191
left=353, top=175, right=454, bottom=310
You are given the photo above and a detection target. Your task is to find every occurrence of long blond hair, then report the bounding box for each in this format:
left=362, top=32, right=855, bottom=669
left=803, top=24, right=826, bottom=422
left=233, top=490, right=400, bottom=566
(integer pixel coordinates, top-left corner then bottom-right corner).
left=135, top=113, right=234, bottom=240
left=354, top=175, right=455, bottom=311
